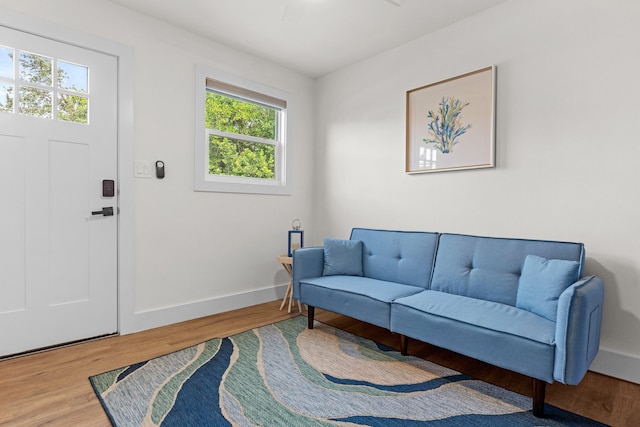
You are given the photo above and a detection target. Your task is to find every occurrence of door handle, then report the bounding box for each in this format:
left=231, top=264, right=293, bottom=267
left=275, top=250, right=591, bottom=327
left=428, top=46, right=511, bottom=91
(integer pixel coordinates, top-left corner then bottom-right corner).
left=92, top=207, right=114, bottom=216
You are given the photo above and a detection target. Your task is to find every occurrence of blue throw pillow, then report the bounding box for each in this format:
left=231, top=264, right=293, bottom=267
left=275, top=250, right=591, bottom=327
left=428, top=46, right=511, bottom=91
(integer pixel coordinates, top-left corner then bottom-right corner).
left=516, top=255, right=580, bottom=321
left=322, top=238, right=364, bottom=277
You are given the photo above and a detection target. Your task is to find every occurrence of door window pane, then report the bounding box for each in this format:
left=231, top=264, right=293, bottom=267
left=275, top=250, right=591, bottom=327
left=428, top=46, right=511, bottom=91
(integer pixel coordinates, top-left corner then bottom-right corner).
left=0, top=82, right=14, bottom=113
left=19, top=86, right=52, bottom=118
left=2, top=46, right=91, bottom=123
left=0, top=46, right=13, bottom=79
left=58, top=61, right=88, bottom=93
left=57, top=93, right=88, bottom=123
left=19, top=51, right=52, bottom=86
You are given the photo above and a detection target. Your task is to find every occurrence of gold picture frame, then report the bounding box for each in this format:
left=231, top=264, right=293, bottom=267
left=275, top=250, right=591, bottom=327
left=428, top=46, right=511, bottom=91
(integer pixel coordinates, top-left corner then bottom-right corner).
left=406, top=66, right=496, bottom=174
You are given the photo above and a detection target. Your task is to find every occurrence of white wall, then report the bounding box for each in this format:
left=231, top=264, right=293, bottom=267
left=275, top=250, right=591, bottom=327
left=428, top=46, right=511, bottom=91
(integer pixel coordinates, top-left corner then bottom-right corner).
left=0, top=0, right=316, bottom=331
left=3, top=0, right=639, bottom=384
left=314, top=0, right=640, bottom=382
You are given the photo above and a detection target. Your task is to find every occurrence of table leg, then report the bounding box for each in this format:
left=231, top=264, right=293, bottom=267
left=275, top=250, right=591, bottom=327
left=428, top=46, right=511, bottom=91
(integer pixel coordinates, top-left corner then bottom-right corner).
left=278, top=259, right=300, bottom=313
left=287, top=283, right=294, bottom=313
left=279, top=282, right=291, bottom=311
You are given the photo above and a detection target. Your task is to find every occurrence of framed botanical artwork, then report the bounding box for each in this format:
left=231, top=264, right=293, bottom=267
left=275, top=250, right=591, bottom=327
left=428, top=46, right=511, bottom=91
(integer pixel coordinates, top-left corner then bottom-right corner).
left=406, top=66, right=496, bottom=173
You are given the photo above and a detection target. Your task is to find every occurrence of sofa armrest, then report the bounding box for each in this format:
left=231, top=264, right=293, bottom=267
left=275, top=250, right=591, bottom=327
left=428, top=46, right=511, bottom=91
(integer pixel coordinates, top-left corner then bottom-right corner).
left=554, top=275, right=604, bottom=384
left=292, top=247, right=324, bottom=300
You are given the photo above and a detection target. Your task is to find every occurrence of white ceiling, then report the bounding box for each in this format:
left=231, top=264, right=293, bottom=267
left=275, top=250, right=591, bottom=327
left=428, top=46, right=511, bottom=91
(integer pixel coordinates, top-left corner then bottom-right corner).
left=108, top=0, right=507, bottom=78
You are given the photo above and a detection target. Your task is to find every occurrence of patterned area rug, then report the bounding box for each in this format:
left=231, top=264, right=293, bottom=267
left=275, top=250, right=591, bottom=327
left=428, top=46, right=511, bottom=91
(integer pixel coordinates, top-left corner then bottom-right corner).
left=90, top=316, right=607, bottom=426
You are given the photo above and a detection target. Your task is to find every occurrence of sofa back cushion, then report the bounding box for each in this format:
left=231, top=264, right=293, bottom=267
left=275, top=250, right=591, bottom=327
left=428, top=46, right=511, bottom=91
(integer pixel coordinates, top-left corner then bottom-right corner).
left=350, top=228, right=439, bottom=288
left=431, top=233, right=585, bottom=306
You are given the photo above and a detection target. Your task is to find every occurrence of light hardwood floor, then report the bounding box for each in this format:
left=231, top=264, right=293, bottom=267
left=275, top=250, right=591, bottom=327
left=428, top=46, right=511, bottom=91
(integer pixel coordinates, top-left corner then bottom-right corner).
left=0, top=301, right=637, bottom=426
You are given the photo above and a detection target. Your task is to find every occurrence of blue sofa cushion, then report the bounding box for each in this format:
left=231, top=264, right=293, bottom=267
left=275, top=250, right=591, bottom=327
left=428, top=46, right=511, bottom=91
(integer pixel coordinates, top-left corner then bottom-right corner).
left=323, top=238, right=364, bottom=276
left=516, top=255, right=581, bottom=321
left=350, top=228, right=439, bottom=288
left=430, top=234, right=585, bottom=306
left=301, top=276, right=424, bottom=304
left=393, top=290, right=556, bottom=345
left=391, top=290, right=558, bottom=382
left=299, top=276, right=425, bottom=329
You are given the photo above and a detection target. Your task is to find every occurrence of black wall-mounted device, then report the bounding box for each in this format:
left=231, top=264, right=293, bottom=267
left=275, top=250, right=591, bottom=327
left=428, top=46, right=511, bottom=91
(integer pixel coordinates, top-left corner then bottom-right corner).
left=156, top=161, right=165, bottom=179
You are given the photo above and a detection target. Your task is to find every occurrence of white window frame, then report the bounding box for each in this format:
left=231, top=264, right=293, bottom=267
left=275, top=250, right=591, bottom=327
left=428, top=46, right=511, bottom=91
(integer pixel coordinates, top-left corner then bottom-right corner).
left=194, top=64, right=291, bottom=195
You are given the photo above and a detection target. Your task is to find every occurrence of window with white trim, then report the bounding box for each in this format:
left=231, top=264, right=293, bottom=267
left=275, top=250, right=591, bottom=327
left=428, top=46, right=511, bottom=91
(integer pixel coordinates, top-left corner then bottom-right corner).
left=195, top=65, right=291, bottom=195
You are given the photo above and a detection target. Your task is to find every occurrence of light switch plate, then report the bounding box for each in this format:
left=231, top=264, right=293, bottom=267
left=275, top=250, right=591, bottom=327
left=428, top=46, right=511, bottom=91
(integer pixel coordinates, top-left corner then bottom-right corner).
left=134, top=161, right=153, bottom=178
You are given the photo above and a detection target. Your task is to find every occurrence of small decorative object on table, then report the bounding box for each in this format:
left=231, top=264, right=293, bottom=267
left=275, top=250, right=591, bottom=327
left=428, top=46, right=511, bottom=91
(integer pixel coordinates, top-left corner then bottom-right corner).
left=288, top=218, right=304, bottom=257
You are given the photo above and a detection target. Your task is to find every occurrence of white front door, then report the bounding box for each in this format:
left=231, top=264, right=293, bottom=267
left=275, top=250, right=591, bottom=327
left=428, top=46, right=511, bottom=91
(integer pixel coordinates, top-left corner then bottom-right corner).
left=0, top=25, right=118, bottom=357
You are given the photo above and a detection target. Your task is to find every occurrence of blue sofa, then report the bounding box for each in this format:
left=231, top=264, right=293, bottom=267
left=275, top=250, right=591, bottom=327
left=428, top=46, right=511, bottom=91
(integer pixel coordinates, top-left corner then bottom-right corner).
left=292, top=228, right=604, bottom=417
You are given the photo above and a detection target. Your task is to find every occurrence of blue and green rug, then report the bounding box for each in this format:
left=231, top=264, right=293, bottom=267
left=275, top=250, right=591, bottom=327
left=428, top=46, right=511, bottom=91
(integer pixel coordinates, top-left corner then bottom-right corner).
left=89, top=316, right=607, bottom=426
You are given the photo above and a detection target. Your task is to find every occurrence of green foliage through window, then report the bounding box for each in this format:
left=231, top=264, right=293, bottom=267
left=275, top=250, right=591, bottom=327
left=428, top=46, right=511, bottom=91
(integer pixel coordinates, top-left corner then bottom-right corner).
left=209, top=135, right=275, bottom=179
left=58, top=93, right=88, bottom=123
left=19, top=86, right=52, bottom=118
left=0, top=82, right=13, bottom=112
left=205, top=91, right=279, bottom=180
left=0, top=47, right=88, bottom=123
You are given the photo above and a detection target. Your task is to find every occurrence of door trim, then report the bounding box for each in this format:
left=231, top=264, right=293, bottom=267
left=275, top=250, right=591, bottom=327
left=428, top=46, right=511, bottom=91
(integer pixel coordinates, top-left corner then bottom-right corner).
left=0, top=7, right=135, bottom=334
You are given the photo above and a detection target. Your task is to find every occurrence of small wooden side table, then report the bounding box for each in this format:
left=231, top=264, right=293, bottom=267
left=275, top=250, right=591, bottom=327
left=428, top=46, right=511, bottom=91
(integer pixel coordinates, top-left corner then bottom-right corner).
left=278, top=254, right=302, bottom=313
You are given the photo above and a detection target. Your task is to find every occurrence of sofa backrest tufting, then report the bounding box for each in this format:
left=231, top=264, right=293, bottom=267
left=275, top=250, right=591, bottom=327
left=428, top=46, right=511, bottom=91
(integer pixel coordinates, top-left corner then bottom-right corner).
left=350, top=228, right=439, bottom=288
left=430, top=233, right=585, bottom=306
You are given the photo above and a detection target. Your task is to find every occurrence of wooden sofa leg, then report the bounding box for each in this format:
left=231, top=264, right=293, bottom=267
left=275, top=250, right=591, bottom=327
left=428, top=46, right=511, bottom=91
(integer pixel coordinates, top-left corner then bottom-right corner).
left=307, top=306, right=315, bottom=329
left=400, top=335, right=408, bottom=355
left=533, top=378, right=546, bottom=417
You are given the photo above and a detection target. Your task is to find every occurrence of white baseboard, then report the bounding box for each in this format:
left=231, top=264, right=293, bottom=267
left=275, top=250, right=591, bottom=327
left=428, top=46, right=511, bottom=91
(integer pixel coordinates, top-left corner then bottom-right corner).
left=121, top=283, right=289, bottom=335
left=589, top=348, right=640, bottom=384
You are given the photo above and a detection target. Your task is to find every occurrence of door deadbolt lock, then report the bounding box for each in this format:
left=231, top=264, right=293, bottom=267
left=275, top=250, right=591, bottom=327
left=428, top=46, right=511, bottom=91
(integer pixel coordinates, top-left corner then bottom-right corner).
left=92, top=207, right=114, bottom=216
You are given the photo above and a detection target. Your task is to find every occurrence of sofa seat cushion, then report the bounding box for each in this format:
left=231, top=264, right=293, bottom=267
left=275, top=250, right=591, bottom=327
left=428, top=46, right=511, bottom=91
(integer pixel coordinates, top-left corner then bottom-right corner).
left=300, top=276, right=424, bottom=303
left=391, top=290, right=558, bottom=381
left=299, top=276, right=424, bottom=329
left=393, top=290, right=555, bottom=345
